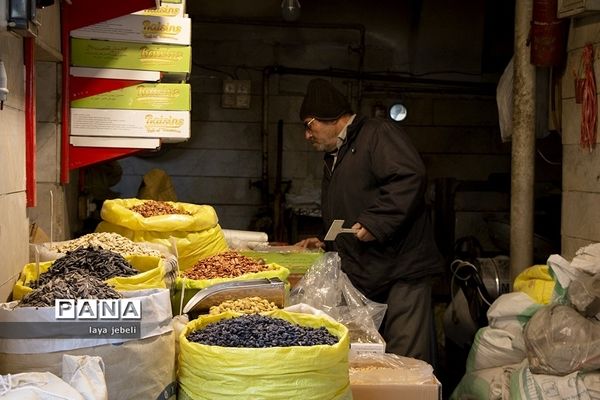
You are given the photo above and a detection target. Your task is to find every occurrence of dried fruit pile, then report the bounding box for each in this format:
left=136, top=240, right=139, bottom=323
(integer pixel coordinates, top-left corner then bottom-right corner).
left=186, top=314, right=338, bottom=348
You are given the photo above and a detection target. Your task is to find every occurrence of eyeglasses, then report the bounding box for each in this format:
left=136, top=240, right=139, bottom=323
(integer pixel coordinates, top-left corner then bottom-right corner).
left=303, top=117, right=316, bottom=132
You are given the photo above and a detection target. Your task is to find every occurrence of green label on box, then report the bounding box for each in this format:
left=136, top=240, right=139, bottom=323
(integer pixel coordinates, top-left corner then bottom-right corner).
left=71, top=83, right=190, bottom=111
left=71, top=38, right=191, bottom=73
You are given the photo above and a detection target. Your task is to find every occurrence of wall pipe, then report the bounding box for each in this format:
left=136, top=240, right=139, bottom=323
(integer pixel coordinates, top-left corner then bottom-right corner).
left=60, top=4, right=70, bottom=184
left=261, top=68, right=270, bottom=208
left=510, top=0, right=536, bottom=281
left=24, top=37, right=36, bottom=207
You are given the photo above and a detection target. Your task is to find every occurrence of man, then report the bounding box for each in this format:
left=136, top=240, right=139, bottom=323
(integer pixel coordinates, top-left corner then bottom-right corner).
left=296, top=78, right=444, bottom=365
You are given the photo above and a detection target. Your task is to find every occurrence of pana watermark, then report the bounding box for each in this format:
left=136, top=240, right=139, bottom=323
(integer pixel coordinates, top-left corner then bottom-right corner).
left=54, top=299, right=142, bottom=320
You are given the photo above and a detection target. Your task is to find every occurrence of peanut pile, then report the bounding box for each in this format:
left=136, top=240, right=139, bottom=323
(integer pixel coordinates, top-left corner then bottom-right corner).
left=182, top=251, right=270, bottom=280
left=209, top=297, right=279, bottom=315
left=129, top=200, right=191, bottom=217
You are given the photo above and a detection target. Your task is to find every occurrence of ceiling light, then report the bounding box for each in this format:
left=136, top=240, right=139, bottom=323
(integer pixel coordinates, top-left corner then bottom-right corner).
left=281, top=0, right=301, bottom=22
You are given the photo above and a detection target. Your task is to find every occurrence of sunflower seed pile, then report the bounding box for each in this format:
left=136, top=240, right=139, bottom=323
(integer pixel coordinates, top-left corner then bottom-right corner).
left=18, top=271, right=122, bottom=307
left=48, top=232, right=162, bottom=258
left=31, top=247, right=139, bottom=289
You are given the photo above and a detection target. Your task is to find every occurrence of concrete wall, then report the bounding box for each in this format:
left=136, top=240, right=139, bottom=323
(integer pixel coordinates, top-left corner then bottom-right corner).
left=0, top=3, right=66, bottom=301
left=0, top=33, right=29, bottom=301
left=112, top=0, right=517, bottom=253
left=562, top=14, right=600, bottom=259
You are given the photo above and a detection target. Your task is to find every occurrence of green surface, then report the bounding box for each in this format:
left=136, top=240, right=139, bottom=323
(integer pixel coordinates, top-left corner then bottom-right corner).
left=72, top=83, right=191, bottom=111
left=71, top=38, right=191, bottom=73
left=239, top=250, right=324, bottom=275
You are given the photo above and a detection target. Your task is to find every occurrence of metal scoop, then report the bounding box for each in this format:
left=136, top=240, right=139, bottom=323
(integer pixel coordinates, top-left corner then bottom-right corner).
left=324, top=219, right=358, bottom=241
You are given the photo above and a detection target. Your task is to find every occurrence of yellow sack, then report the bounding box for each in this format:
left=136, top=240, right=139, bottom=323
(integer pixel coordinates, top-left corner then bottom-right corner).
left=513, top=264, right=555, bottom=304
left=97, top=199, right=229, bottom=270
left=100, top=198, right=218, bottom=232
left=172, top=263, right=290, bottom=315
left=12, top=254, right=167, bottom=300
left=178, top=310, right=351, bottom=400
left=177, top=263, right=290, bottom=291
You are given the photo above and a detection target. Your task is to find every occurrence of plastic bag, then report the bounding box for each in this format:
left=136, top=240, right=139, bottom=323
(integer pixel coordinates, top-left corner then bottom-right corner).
left=99, top=199, right=219, bottom=232
left=524, top=304, right=600, bottom=375
left=568, top=272, right=600, bottom=318
left=97, top=199, right=229, bottom=270
left=288, top=252, right=387, bottom=344
left=62, top=355, right=107, bottom=400
left=175, top=262, right=290, bottom=291
left=178, top=310, right=350, bottom=400
left=513, top=265, right=555, bottom=305
left=137, top=168, right=177, bottom=202
left=349, top=352, right=433, bottom=385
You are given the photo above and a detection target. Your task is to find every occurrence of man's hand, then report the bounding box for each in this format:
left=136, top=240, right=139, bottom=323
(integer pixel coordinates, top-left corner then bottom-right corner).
left=352, top=222, right=375, bottom=242
left=295, top=237, right=325, bottom=250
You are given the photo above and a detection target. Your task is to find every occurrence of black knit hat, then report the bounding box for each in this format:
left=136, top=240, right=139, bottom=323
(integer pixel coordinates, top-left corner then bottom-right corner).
left=299, top=78, right=352, bottom=121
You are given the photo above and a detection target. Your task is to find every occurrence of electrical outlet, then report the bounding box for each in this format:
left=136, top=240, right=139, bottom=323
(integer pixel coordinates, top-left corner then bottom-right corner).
left=221, top=79, right=251, bottom=109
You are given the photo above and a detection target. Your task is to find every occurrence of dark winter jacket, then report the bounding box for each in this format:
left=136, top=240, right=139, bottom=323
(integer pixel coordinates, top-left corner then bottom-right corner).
left=321, top=116, right=444, bottom=298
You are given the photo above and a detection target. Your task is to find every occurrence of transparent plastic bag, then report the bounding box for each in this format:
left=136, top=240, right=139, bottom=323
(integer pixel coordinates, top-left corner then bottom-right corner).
left=288, top=252, right=387, bottom=344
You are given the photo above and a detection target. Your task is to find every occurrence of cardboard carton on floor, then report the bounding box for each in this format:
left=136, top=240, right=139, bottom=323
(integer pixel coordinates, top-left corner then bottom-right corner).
left=351, top=378, right=441, bottom=400
left=71, top=38, right=191, bottom=74
left=71, top=15, right=191, bottom=45
left=350, top=353, right=440, bottom=400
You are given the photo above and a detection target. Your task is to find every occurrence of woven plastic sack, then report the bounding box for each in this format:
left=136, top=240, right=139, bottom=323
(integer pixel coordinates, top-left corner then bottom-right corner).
left=62, top=355, right=108, bottom=400
left=100, top=199, right=218, bottom=232
left=96, top=199, right=228, bottom=270
left=513, top=265, right=555, bottom=305
left=12, top=254, right=169, bottom=301
left=176, top=262, right=290, bottom=291
left=0, top=372, right=85, bottom=399
left=178, top=310, right=351, bottom=400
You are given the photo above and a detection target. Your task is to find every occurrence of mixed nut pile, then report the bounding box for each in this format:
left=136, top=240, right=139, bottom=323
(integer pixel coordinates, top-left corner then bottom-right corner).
left=182, top=251, right=271, bottom=280
left=129, top=200, right=191, bottom=217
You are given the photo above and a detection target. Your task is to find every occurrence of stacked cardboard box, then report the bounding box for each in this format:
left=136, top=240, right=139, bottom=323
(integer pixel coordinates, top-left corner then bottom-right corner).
left=69, top=0, right=191, bottom=149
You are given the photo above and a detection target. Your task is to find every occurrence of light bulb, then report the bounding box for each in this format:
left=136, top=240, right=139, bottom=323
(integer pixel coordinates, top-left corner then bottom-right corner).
left=281, top=0, right=301, bottom=22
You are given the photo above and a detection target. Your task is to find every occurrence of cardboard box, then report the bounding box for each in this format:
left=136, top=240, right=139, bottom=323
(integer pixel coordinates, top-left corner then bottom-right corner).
left=70, top=136, right=161, bottom=149
left=70, top=108, right=190, bottom=141
left=71, top=38, right=191, bottom=74
left=351, top=379, right=441, bottom=400
left=133, top=1, right=186, bottom=18
left=70, top=67, right=162, bottom=81
left=71, top=83, right=191, bottom=111
left=71, top=15, right=191, bottom=45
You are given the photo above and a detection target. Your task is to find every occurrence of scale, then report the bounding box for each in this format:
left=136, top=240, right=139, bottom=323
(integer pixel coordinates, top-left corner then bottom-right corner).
left=182, top=278, right=286, bottom=318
